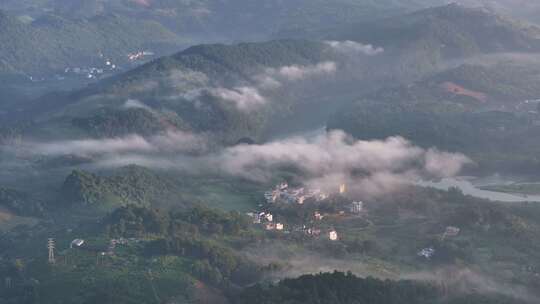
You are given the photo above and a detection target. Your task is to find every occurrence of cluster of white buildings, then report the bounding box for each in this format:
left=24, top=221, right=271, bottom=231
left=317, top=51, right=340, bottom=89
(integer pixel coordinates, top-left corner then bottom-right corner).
left=246, top=211, right=285, bottom=232
left=418, top=247, right=435, bottom=259
left=63, top=53, right=122, bottom=80
left=349, top=201, right=363, bottom=214
left=264, top=182, right=329, bottom=205
left=64, top=67, right=106, bottom=79
left=246, top=211, right=273, bottom=224
left=128, top=50, right=155, bottom=61
left=256, top=182, right=366, bottom=241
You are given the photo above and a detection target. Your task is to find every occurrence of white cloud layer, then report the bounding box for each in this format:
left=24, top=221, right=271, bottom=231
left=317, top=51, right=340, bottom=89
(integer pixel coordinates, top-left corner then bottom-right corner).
left=18, top=130, right=208, bottom=157
left=210, top=130, right=469, bottom=196
left=208, top=61, right=337, bottom=111
left=266, top=61, right=338, bottom=82
left=325, top=40, right=384, bottom=56
left=123, top=99, right=154, bottom=112
left=210, top=86, right=267, bottom=110
left=6, top=129, right=469, bottom=198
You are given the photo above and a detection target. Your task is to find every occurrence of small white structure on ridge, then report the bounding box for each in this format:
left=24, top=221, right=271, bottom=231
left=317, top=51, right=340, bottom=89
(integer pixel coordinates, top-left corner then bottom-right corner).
left=70, top=239, right=85, bottom=248
left=418, top=247, right=435, bottom=259
left=349, top=201, right=363, bottom=214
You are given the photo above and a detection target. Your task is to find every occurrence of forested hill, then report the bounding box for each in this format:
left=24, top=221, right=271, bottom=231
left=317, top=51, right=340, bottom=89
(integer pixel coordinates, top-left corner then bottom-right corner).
left=111, top=39, right=329, bottom=91
left=0, top=10, right=183, bottom=76
left=294, top=3, right=540, bottom=80
left=19, top=40, right=332, bottom=142
left=327, top=61, right=540, bottom=175
left=0, top=0, right=453, bottom=41
left=234, top=271, right=528, bottom=304
left=10, top=4, right=540, bottom=144
left=330, top=4, right=540, bottom=56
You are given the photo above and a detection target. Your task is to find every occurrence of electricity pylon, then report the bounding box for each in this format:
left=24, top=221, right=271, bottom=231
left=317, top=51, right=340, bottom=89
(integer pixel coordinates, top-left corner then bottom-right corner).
left=47, top=238, right=55, bottom=264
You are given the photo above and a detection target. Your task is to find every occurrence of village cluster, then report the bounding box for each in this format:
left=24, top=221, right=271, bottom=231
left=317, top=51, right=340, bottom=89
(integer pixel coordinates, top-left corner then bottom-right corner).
left=46, top=182, right=463, bottom=265
left=263, top=182, right=330, bottom=205
left=249, top=182, right=364, bottom=242
left=64, top=66, right=108, bottom=79
left=253, top=182, right=464, bottom=261
left=31, top=50, right=155, bottom=83
left=63, top=53, right=120, bottom=80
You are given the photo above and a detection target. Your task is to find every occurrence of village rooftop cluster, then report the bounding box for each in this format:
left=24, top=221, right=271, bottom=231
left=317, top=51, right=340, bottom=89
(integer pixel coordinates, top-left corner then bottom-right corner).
left=250, top=182, right=365, bottom=241
left=264, top=182, right=332, bottom=205
left=28, top=50, right=154, bottom=82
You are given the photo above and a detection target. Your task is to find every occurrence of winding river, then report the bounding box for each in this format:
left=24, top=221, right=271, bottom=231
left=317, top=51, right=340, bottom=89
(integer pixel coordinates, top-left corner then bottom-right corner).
left=418, top=177, right=540, bottom=202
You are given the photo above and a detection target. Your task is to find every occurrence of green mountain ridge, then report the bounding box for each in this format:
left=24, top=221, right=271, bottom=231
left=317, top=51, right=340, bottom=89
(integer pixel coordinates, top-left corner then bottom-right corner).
left=316, top=4, right=540, bottom=79
left=0, top=9, right=185, bottom=76
left=19, top=39, right=331, bottom=142
left=8, top=4, right=540, bottom=145
left=328, top=61, right=540, bottom=175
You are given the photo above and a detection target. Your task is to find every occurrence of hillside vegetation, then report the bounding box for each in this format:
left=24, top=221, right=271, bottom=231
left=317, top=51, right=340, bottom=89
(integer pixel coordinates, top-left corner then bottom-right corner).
left=23, top=40, right=331, bottom=142
left=328, top=61, right=540, bottom=174
left=60, top=166, right=189, bottom=210
left=321, top=4, right=540, bottom=79
left=0, top=187, right=44, bottom=216
left=0, top=10, right=183, bottom=76
left=235, top=271, right=529, bottom=304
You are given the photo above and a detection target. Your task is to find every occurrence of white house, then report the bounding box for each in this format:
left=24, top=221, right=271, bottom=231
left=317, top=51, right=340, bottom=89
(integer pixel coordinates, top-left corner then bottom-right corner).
left=70, top=239, right=85, bottom=249
left=349, top=201, right=363, bottom=214
left=444, top=226, right=460, bottom=237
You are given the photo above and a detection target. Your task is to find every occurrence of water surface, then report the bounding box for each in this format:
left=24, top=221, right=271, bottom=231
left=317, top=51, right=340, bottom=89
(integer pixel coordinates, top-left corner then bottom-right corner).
left=419, top=177, right=540, bottom=202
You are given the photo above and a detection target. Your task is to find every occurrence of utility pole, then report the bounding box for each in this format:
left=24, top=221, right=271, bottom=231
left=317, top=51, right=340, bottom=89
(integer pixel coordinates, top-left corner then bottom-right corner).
left=47, top=238, right=55, bottom=264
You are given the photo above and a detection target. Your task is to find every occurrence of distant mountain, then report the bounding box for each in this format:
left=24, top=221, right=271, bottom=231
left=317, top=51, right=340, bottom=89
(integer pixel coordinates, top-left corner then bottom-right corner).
left=3, top=3, right=538, bottom=81
left=364, top=62, right=540, bottom=108
left=0, top=10, right=184, bottom=77
left=321, top=4, right=540, bottom=79
left=21, top=40, right=332, bottom=142
left=332, top=4, right=540, bottom=53
left=328, top=61, right=540, bottom=175
left=0, top=1, right=442, bottom=36
left=5, top=1, right=540, bottom=45
left=9, top=4, right=540, bottom=145
left=454, top=0, right=540, bottom=25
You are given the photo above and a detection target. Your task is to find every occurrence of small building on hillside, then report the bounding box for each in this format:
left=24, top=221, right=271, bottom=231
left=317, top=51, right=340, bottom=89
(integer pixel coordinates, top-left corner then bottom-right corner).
left=349, top=201, right=363, bottom=214
left=418, top=247, right=435, bottom=259
left=445, top=226, right=461, bottom=237
left=264, top=213, right=273, bottom=222
left=306, top=228, right=321, bottom=237
left=329, top=230, right=338, bottom=241
left=70, top=239, right=85, bottom=249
